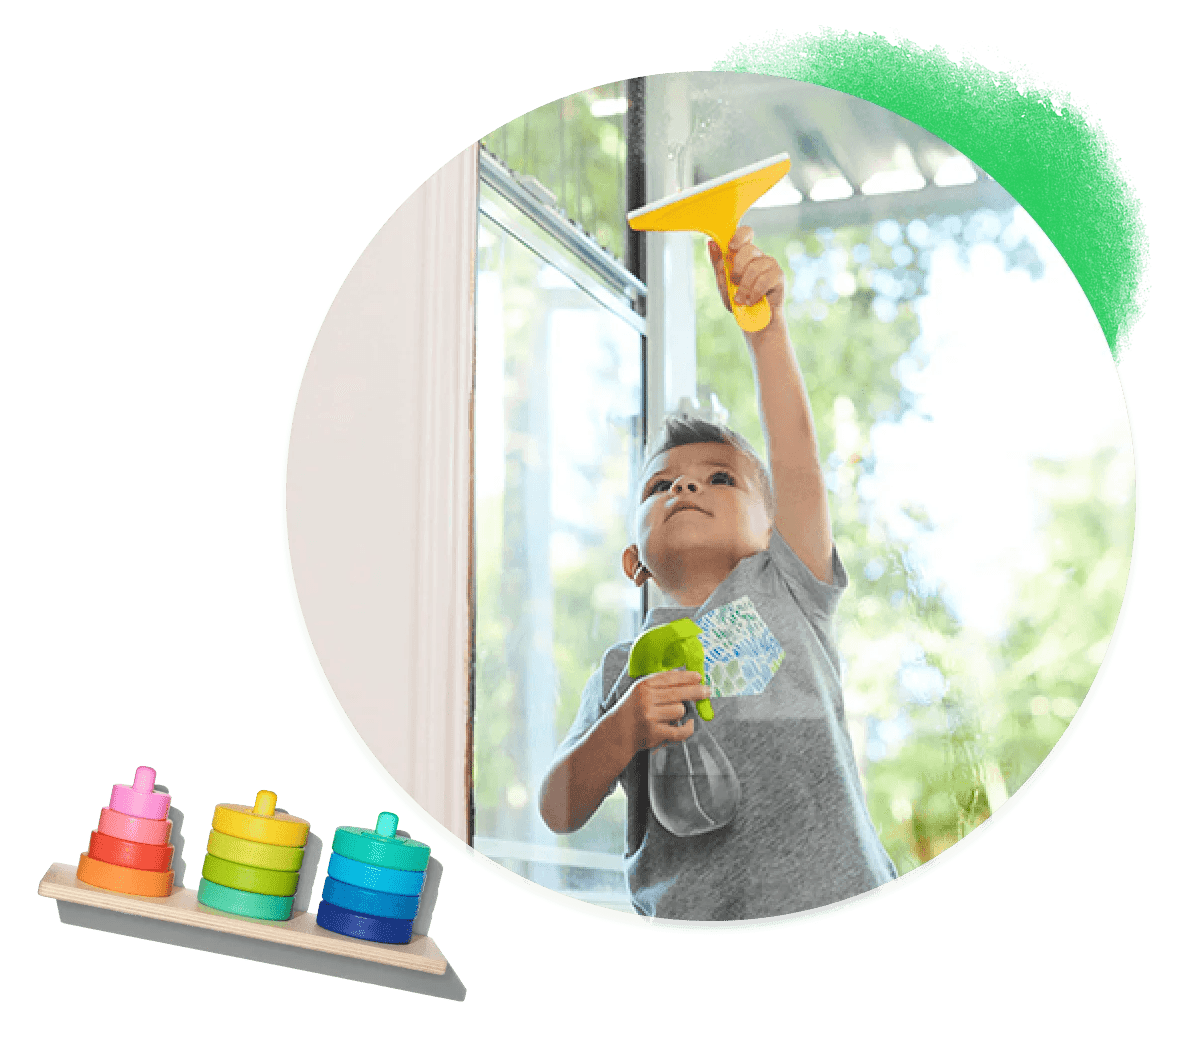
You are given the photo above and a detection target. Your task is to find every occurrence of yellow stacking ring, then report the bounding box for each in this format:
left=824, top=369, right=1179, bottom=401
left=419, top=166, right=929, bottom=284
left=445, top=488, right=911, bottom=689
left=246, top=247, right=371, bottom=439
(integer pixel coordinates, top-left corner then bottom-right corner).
left=211, top=790, right=310, bottom=848
left=206, top=829, right=304, bottom=872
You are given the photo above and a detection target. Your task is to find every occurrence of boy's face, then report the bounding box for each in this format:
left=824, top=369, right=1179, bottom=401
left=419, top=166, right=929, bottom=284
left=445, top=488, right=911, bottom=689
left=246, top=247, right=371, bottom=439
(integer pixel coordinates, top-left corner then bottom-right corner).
left=624, top=441, right=772, bottom=589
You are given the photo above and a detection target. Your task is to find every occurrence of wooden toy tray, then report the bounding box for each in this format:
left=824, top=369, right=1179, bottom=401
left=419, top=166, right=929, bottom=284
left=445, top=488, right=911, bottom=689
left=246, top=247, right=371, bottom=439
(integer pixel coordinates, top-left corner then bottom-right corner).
left=39, top=862, right=448, bottom=976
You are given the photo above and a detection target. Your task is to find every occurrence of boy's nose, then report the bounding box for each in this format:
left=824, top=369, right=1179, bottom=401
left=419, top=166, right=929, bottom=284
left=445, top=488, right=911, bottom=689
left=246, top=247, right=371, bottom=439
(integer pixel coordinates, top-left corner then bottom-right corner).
left=672, top=476, right=698, bottom=493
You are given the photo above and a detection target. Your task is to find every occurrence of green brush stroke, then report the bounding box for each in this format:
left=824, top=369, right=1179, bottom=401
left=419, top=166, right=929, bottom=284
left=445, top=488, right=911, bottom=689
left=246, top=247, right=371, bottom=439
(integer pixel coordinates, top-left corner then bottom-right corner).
left=715, top=31, right=1146, bottom=359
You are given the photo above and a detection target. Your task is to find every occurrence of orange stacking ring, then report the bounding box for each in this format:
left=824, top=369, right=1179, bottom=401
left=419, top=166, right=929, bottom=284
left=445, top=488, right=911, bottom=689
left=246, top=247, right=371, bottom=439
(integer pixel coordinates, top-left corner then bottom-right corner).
left=77, top=853, right=174, bottom=897
left=87, top=830, right=174, bottom=872
left=97, top=807, right=172, bottom=846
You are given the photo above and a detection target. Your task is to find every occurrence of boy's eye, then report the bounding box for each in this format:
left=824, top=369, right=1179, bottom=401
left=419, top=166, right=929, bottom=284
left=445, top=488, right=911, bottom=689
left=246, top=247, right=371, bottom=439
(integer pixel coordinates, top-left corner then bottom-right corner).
left=646, top=478, right=673, bottom=498
left=709, top=471, right=736, bottom=486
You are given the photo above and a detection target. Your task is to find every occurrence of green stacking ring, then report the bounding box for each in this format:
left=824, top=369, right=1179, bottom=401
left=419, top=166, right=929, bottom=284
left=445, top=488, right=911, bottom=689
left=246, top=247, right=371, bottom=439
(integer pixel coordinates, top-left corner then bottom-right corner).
left=202, top=853, right=299, bottom=897
left=332, top=811, right=431, bottom=871
left=207, top=829, right=304, bottom=872
left=197, top=877, right=294, bottom=921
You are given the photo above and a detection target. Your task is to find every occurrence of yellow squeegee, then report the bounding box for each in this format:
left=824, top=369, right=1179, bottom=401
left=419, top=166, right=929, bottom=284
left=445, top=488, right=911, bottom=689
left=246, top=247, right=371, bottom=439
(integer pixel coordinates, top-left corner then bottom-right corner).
left=627, top=152, right=791, bottom=332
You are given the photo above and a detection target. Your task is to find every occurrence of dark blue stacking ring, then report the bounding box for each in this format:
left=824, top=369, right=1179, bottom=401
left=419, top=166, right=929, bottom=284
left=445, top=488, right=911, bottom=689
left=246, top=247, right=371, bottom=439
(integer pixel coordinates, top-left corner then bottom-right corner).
left=321, top=875, right=419, bottom=920
left=316, top=899, right=414, bottom=944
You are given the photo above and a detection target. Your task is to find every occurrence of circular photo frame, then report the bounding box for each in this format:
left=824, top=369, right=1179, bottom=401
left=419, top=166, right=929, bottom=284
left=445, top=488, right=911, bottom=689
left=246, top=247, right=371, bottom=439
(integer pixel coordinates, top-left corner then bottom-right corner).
left=287, top=71, right=1133, bottom=923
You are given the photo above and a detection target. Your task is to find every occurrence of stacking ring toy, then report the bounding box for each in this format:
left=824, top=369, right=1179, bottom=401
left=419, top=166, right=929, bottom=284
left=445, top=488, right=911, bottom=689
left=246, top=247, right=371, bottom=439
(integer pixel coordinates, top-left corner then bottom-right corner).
left=326, top=852, right=426, bottom=895
left=316, top=899, right=414, bottom=944
left=98, top=808, right=172, bottom=846
left=321, top=876, right=419, bottom=919
left=212, top=790, right=309, bottom=848
left=206, top=829, right=304, bottom=872
left=201, top=854, right=299, bottom=897
left=109, top=766, right=171, bottom=821
left=77, top=853, right=174, bottom=897
left=332, top=812, right=430, bottom=871
left=87, top=830, right=174, bottom=872
left=197, top=877, right=293, bottom=921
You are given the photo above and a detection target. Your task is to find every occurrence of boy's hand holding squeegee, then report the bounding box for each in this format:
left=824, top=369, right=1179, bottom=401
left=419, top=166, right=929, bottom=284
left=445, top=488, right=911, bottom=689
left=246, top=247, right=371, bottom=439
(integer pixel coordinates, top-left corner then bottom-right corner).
left=626, top=152, right=791, bottom=332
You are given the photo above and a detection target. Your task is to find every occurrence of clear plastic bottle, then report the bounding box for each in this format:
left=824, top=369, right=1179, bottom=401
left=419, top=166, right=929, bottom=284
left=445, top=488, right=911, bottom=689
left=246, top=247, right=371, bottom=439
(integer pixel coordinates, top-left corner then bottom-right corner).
left=648, top=702, right=740, bottom=837
left=628, top=619, right=742, bottom=837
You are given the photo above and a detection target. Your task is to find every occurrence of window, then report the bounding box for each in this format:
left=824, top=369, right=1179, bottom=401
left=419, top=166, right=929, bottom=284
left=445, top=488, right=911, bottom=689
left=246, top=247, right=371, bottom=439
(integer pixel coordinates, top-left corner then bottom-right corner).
left=470, top=73, right=1132, bottom=906
left=472, top=115, right=644, bottom=908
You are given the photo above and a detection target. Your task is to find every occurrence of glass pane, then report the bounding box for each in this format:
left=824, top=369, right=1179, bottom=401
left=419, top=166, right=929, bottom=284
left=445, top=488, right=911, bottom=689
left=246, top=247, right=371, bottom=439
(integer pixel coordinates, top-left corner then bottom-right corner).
left=691, top=207, right=1133, bottom=875
left=613, top=71, right=1129, bottom=895
left=473, top=197, right=642, bottom=910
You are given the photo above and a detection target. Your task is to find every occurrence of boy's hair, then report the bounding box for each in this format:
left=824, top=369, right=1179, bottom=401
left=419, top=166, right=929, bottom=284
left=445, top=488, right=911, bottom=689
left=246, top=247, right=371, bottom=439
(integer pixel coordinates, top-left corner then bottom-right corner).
left=636, top=415, right=774, bottom=518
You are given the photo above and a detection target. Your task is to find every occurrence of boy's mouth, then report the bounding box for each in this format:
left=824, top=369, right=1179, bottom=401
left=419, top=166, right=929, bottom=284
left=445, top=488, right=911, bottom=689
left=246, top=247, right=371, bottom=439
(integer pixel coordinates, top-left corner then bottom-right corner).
left=667, top=501, right=710, bottom=519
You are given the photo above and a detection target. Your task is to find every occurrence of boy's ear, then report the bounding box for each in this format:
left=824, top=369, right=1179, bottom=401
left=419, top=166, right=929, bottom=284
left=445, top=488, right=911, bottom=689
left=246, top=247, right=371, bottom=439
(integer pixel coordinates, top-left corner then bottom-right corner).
left=622, top=545, right=649, bottom=587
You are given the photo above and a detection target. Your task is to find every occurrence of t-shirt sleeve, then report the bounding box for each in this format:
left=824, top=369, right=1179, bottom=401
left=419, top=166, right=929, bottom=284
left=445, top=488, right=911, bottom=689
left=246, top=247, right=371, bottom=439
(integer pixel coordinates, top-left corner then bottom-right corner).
left=550, top=643, right=633, bottom=792
left=766, top=527, right=848, bottom=623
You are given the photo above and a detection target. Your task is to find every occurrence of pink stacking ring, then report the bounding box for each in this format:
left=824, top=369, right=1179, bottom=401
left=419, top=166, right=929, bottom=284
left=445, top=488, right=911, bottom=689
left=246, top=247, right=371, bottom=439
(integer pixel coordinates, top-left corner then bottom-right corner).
left=98, top=807, right=173, bottom=845
left=109, top=766, right=171, bottom=820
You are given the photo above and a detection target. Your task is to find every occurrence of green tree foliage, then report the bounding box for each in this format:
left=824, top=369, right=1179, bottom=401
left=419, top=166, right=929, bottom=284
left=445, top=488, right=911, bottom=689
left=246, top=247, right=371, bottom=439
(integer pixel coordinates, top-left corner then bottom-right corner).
left=988, top=449, right=1133, bottom=795
left=693, top=211, right=1129, bottom=875
left=481, top=84, right=629, bottom=262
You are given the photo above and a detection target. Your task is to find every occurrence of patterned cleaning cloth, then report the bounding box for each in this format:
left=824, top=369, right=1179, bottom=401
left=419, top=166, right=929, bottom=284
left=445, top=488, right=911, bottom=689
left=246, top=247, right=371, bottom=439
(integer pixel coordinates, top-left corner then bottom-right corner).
left=696, top=596, right=785, bottom=699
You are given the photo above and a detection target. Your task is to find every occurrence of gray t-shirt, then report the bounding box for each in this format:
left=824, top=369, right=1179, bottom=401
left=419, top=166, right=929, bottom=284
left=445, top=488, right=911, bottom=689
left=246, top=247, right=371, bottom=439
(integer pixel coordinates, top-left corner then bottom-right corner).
left=553, top=530, right=897, bottom=920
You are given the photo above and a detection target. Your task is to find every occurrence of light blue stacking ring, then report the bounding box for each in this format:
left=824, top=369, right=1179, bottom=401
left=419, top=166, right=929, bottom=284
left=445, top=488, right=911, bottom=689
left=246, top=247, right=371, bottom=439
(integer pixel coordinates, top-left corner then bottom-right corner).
left=321, top=875, right=419, bottom=920
left=326, top=851, right=426, bottom=895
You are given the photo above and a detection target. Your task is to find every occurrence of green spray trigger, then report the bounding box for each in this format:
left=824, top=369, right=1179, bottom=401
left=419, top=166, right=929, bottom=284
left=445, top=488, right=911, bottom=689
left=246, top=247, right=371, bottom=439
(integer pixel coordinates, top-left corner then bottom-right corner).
left=627, top=619, right=714, bottom=721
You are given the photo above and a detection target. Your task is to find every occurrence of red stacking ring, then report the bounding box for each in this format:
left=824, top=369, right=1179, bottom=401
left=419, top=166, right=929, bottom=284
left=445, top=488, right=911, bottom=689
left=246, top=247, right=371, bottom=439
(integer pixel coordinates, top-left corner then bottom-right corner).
left=87, top=829, right=174, bottom=872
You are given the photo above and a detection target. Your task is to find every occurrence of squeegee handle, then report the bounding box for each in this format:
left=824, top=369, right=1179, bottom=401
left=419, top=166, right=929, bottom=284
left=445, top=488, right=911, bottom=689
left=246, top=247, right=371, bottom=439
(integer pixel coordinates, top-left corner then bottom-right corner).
left=723, top=252, right=772, bottom=333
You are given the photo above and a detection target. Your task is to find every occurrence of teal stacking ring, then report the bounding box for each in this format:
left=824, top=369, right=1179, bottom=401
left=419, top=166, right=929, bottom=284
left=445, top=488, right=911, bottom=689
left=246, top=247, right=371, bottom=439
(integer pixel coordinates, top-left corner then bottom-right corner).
left=197, top=877, right=294, bottom=921
left=326, top=852, right=426, bottom=895
left=332, top=821, right=430, bottom=871
left=321, top=875, right=419, bottom=919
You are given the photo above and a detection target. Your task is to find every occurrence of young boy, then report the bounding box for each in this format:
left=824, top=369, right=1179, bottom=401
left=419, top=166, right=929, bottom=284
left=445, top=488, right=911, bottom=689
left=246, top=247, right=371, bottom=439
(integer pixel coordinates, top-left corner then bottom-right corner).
left=537, top=226, right=897, bottom=920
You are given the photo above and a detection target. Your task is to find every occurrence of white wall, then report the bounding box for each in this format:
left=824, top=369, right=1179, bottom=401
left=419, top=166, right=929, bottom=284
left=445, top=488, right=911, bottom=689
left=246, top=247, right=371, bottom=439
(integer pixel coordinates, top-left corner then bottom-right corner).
left=288, top=145, right=476, bottom=842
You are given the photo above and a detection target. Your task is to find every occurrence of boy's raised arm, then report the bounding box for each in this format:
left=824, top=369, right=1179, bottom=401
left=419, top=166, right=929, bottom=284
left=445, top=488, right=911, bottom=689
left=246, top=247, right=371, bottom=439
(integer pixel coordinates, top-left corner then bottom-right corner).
left=708, top=229, right=833, bottom=584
